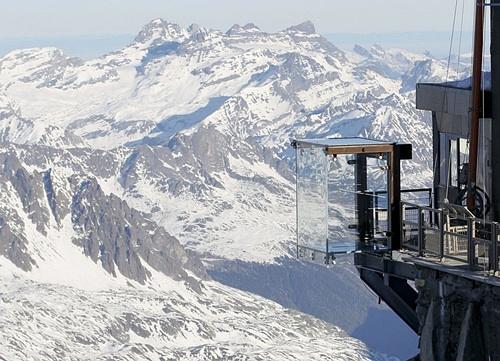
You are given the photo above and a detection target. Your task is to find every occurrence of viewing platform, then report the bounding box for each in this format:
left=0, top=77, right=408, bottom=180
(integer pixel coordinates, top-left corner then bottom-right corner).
left=292, top=136, right=500, bottom=340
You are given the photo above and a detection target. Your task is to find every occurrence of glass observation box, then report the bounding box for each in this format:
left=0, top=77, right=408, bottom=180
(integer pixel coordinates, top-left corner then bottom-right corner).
left=292, top=137, right=412, bottom=265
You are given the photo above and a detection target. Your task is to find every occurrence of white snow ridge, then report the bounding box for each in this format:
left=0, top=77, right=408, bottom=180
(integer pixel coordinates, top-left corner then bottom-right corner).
left=0, top=18, right=460, bottom=360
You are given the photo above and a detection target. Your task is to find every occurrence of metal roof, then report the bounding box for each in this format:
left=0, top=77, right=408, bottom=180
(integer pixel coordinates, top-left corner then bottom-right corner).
left=416, top=74, right=492, bottom=118
left=418, top=72, right=491, bottom=91
left=293, top=137, right=394, bottom=148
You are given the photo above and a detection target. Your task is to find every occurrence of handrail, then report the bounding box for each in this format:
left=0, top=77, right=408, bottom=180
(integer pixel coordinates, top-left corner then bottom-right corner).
left=400, top=201, right=499, bottom=274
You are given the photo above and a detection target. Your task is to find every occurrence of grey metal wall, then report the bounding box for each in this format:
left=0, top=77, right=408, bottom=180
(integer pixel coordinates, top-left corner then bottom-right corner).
left=491, top=0, right=500, bottom=222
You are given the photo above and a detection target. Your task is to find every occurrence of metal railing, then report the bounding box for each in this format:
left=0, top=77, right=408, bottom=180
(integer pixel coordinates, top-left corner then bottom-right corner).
left=375, top=188, right=432, bottom=208
left=401, top=201, right=499, bottom=274
left=374, top=188, right=432, bottom=238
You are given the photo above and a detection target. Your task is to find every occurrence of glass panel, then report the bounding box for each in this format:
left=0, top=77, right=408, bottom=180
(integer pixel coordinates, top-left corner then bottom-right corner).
left=450, top=139, right=458, bottom=188
left=402, top=204, right=420, bottom=250
left=367, top=154, right=390, bottom=239
left=328, top=154, right=357, bottom=254
left=422, top=208, right=442, bottom=255
left=459, top=138, right=469, bottom=167
left=439, top=135, right=469, bottom=190
left=365, top=154, right=390, bottom=251
left=401, top=189, right=432, bottom=206
left=473, top=220, right=493, bottom=272
left=296, top=147, right=328, bottom=263
left=443, top=214, right=469, bottom=261
left=327, top=153, right=391, bottom=254
left=296, top=146, right=392, bottom=262
left=439, top=132, right=448, bottom=186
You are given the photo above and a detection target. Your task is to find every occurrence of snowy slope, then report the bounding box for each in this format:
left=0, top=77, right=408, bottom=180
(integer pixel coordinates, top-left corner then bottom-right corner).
left=0, top=19, right=467, bottom=360
left=0, top=267, right=392, bottom=361
left=0, top=19, right=466, bottom=263
left=0, top=142, right=396, bottom=361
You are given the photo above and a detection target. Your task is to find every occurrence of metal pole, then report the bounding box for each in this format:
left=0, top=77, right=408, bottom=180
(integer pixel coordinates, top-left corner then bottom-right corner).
left=493, top=223, right=498, bottom=273
left=418, top=207, right=424, bottom=256
left=400, top=203, right=405, bottom=248
left=295, top=147, right=300, bottom=258
left=439, top=209, right=445, bottom=260
left=467, top=0, right=485, bottom=210
left=467, top=218, right=475, bottom=267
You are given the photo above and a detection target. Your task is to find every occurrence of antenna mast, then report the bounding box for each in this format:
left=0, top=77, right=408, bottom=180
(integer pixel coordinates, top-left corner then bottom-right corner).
left=467, top=0, right=485, bottom=211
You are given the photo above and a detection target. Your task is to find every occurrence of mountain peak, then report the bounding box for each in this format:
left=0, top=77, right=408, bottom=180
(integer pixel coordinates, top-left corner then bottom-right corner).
left=134, top=18, right=188, bottom=45
left=187, top=23, right=201, bottom=33
left=353, top=44, right=372, bottom=57
left=370, top=44, right=386, bottom=56
left=226, top=23, right=263, bottom=36
left=243, top=23, right=260, bottom=31
left=285, top=21, right=316, bottom=34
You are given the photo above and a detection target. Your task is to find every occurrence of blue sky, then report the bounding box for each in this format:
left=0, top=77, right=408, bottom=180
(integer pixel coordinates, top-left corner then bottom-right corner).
left=0, top=0, right=476, bottom=58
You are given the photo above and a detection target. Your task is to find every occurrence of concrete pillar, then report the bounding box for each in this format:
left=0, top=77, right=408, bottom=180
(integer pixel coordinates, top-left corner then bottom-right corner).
left=456, top=302, right=486, bottom=361
left=419, top=299, right=437, bottom=361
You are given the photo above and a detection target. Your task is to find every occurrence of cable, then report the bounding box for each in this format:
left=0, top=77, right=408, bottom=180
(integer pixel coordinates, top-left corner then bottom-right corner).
left=456, top=0, right=466, bottom=82
left=445, top=0, right=460, bottom=85
left=441, top=0, right=460, bottom=114
left=443, top=0, right=460, bottom=202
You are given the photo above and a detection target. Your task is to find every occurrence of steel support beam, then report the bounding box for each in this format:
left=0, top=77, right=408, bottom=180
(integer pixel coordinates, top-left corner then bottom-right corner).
left=354, top=252, right=417, bottom=280
left=359, top=268, right=420, bottom=333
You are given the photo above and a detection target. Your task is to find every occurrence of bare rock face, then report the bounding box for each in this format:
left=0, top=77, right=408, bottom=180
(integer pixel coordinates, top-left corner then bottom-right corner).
left=0, top=151, right=44, bottom=271
left=1, top=152, right=50, bottom=235
left=286, top=21, right=316, bottom=35
left=134, top=19, right=188, bottom=45
left=0, top=215, right=34, bottom=271
left=0, top=146, right=208, bottom=287
left=70, top=175, right=208, bottom=286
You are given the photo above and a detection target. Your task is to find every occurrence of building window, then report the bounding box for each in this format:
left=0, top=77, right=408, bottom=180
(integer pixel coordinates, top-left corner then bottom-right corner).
left=439, top=133, right=469, bottom=189
left=450, top=139, right=458, bottom=187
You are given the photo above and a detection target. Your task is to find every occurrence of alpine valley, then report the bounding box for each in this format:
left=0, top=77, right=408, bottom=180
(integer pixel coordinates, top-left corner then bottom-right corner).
left=0, top=19, right=466, bottom=360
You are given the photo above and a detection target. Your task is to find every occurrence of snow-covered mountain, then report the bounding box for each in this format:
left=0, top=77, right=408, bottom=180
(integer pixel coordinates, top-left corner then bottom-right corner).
left=1, top=272, right=387, bottom=361
left=0, top=19, right=467, bottom=360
